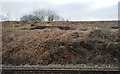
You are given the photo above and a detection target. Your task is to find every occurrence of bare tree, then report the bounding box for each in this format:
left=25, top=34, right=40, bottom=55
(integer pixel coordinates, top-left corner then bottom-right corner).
left=20, top=9, right=62, bottom=21
left=32, top=9, right=46, bottom=21
left=47, top=9, right=60, bottom=21
left=48, top=14, right=60, bottom=21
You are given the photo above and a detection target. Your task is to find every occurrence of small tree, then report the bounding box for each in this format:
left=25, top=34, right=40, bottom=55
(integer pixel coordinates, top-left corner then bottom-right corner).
left=0, top=13, right=11, bottom=21
left=20, top=14, right=40, bottom=21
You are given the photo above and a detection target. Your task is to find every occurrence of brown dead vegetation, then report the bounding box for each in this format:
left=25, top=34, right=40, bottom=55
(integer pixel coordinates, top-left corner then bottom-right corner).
left=2, top=28, right=119, bottom=66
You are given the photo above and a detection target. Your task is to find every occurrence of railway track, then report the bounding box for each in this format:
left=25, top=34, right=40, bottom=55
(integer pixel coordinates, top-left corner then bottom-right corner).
left=1, top=65, right=120, bottom=74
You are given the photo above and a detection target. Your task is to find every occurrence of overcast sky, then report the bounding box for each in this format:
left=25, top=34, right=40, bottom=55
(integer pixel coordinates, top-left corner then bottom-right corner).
left=0, top=0, right=119, bottom=21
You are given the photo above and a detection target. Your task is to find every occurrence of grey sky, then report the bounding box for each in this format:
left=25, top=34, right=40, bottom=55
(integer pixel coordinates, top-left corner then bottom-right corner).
left=0, top=0, right=119, bottom=21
